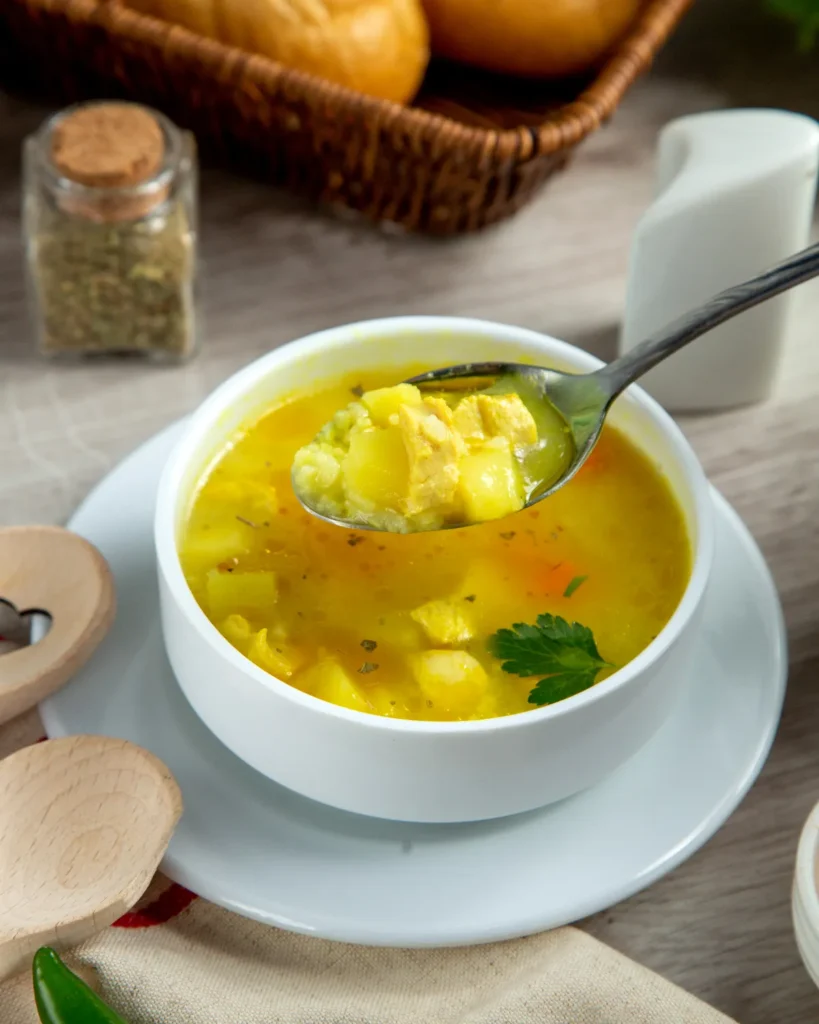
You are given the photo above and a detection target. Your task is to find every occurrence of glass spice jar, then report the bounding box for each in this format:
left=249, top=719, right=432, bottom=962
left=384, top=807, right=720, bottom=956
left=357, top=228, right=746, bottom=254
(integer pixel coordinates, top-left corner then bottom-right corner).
left=23, top=101, right=198, bottom=362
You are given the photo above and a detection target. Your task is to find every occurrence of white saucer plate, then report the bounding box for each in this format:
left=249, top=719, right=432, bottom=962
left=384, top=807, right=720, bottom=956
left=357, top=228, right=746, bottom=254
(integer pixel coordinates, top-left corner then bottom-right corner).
left=41, top=421, right=787, bottom=948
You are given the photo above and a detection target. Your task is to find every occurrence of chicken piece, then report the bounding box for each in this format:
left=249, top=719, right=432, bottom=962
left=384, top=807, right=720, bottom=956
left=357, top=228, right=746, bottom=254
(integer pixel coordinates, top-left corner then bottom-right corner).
left=410, top=598, right=474, bottom=645
left=477, top=393, right=538, bottom=448
left=451, top=395, right=486, bottom=444
left=398, top=397, right=465, bottom=516
left=246, top=627, right=302, bottom=680
left=218, top=613, right=252, bottom=651
left=411, top=650, right=488, bottom=717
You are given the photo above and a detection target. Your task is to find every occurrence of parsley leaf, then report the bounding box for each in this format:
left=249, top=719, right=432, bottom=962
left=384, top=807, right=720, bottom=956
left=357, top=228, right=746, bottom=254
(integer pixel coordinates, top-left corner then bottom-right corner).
left=488, top=613, right=612, bottom=706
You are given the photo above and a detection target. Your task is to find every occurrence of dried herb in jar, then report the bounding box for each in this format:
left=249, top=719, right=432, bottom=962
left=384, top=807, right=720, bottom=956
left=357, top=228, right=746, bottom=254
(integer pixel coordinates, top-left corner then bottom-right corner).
left=24, top=102, right=198, bottom=362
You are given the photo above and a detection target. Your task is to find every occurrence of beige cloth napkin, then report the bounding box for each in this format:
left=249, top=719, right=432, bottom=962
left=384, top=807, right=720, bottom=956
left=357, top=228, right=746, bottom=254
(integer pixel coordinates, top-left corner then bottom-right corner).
left=0, top=710, right=736, bottom=1024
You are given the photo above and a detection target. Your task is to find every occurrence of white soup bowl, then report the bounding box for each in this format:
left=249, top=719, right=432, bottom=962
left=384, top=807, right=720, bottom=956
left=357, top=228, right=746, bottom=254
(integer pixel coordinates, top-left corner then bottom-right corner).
left=155, top=316, right=714, bottom=823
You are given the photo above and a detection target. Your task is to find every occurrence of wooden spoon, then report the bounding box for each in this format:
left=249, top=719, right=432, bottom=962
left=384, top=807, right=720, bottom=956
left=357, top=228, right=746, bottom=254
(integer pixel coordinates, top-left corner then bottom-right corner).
left=0, top=526, right=115, bottom=724
left=0, top=734, right=183, bottom=981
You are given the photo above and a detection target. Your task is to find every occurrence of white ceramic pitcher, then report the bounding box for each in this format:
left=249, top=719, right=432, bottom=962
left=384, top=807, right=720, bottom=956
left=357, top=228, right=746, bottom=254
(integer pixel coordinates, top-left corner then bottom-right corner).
left=619, top=108, right=819, bottom=412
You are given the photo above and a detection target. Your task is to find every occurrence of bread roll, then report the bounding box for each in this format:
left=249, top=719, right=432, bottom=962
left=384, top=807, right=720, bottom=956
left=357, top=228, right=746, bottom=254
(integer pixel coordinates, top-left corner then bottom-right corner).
left=420, top=0, right=641, bottom=78
left=125, top=0, right=430, bottom=103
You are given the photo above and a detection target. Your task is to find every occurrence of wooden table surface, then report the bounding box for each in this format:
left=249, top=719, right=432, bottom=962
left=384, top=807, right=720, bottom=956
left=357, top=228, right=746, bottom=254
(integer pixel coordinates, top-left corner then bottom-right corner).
left=2, top=2, right=819, bottom=1020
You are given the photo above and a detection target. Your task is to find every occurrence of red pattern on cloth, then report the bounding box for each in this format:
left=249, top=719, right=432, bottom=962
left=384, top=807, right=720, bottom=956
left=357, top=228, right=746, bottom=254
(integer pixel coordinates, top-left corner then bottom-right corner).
left=114, top=883, right=198, bottom=928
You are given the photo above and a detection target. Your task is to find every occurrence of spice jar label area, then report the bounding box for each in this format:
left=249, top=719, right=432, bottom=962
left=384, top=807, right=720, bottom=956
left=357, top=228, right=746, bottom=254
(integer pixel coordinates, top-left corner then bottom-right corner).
left=23, top=101, right=198, bottom=362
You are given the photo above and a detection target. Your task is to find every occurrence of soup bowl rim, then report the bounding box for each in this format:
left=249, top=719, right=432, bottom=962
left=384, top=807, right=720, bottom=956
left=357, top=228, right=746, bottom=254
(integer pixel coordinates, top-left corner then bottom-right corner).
left=155, top=314, right=714, bottom=735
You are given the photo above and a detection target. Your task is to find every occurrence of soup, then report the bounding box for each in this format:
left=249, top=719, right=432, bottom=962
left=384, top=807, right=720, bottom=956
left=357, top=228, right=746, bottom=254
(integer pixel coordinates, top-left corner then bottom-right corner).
left=292, top=377, right=574, bottom=532
left=179, top=366, right=691, bottom=722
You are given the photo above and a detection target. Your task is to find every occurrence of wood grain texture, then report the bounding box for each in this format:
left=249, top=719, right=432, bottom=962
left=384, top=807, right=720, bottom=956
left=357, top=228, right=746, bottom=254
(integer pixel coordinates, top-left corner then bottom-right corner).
left=0, top=735, right=182, bottom=982
left=0, top=526, right=115, bottom=724
left=2, top=0, right=819, bottom=1018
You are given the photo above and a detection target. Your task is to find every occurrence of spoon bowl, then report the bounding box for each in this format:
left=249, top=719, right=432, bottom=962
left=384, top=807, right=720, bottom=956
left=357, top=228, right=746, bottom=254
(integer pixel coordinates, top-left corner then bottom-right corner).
left=0, top=735, right=182, bottom=981
left=407, top=360, right=609, bottom=503
left=298, top=238, right=819, bottom=532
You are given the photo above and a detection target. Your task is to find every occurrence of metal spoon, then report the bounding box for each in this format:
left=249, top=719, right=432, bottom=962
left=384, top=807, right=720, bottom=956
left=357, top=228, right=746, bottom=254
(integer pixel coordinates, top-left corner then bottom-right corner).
left=297, top=240, right=819, bottom=531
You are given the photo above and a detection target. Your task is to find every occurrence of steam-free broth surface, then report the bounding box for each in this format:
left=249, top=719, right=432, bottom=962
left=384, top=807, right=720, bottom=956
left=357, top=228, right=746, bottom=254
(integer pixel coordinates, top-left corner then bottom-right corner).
left=179, top=367, right=691, bottom=722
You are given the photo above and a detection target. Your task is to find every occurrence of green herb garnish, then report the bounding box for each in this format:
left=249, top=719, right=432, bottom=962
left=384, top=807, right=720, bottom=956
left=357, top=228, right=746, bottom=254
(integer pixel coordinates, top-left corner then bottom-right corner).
left=488, top=613, right=612, bottom=706
left=563, top=575, right=588, bottom=599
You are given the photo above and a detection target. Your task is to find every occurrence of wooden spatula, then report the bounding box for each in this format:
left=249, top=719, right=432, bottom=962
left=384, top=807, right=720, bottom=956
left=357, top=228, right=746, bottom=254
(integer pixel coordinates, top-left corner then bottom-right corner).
left=0, top=525, right=115, bottom=724
left=0, top=734, right=183, bottom=981
left=0, top=529, right=182, bottom=980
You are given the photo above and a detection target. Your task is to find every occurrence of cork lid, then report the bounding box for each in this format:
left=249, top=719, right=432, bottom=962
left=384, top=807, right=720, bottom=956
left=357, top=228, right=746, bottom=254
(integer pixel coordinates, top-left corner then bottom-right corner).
left=52, top=103, right=164, bottom=187
left=50, top=103, right=168, bottom=221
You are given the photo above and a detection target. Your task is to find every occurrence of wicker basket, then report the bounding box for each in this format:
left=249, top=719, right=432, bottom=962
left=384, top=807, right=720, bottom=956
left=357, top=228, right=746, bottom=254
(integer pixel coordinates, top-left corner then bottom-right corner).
left=0, top=0, right=691, bottom=234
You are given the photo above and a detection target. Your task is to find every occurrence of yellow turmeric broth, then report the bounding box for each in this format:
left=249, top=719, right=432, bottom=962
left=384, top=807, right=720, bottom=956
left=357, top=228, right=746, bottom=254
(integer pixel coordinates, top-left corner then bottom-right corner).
left=179, top=366, right=691, bottom=722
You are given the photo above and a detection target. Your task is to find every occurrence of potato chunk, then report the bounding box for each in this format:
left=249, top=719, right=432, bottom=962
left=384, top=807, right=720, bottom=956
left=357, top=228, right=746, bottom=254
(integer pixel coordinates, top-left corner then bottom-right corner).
left=451, top=395, right=486, bottom=444
left=205, top=568, right=278, bottom=621
left=477, top=394, right=538, bottom=447
left=362, top=383, right=422, bottom=426
left=299, top=660, right=373, bottom=713
left=343, top=426, right=409, bottom=509
left=367, top=687, right=413, bottom=718
left=458, top=437, right=524, bottom=524
left=200, top=478, right=278, bottom=519
left=410, top=598, right=474, bottom=645
left=411, top=650, right=488, bottom=717
left=183, top=521, right=254, bottom=571
left=399, top=398, right=464, bottom=515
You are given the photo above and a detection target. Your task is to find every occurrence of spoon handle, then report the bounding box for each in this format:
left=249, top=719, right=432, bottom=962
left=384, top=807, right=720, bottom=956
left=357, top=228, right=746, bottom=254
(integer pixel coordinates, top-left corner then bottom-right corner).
left=595, top=239, right=819, bottom=398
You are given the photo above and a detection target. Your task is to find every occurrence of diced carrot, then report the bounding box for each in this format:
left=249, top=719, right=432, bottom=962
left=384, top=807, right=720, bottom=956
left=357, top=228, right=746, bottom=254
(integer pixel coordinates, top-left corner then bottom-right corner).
left=536, top=561, right=579, bottom=597
left=578, top=448, right=604, bottom=475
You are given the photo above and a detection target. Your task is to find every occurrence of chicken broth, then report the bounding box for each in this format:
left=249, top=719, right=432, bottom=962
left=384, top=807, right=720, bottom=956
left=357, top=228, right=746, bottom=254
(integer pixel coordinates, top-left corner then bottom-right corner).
left=179, top=366, right=691, bottom=722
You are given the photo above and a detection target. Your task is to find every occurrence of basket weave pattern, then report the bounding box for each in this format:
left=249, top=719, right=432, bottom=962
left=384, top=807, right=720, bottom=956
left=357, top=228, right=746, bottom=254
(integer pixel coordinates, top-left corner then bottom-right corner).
left=0, top=0, right=692, bottom=234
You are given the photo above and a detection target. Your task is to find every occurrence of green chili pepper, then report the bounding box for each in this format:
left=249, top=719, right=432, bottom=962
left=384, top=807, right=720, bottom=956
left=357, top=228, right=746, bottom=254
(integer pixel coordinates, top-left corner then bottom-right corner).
left=33, top=947, right=131, bottom=1024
